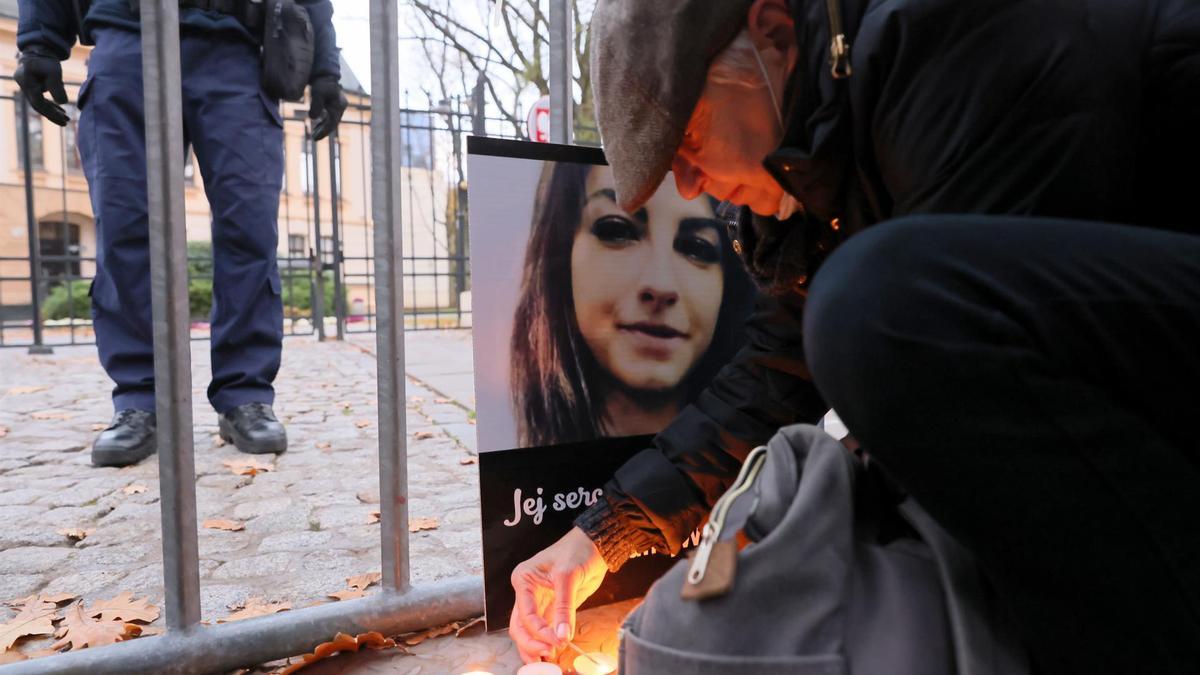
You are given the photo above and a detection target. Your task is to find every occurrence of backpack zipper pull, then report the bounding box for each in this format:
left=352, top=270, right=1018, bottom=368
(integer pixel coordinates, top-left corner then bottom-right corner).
left=686, top=446, right=769, bottom=587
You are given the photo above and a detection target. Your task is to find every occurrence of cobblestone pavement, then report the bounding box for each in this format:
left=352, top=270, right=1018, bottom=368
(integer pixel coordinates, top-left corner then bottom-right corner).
left=0, top=330, right=601, bottom=672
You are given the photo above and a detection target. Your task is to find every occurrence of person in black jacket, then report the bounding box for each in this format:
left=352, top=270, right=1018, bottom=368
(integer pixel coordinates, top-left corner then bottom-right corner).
left=509, top=0, right=1200, bottom=671
left=14, top=0, right=347, bottom=466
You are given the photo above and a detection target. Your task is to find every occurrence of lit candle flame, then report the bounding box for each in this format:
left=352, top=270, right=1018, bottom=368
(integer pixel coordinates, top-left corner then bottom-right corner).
left=573, top=652, right=616, bottom=675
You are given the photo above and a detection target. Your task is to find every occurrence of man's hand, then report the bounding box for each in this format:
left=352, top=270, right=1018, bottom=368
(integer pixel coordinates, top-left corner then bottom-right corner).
left=308, top=75, right=347, bottom=142
left=509, top=527, right=608, bottom=664
left=14, top=48, right=69, bottom=127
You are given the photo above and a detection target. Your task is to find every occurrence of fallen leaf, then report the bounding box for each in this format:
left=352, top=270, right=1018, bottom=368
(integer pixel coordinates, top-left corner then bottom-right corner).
left=366, top=511, right=380, bottom=524
left=0, top=426, right=8, bottom=438
left=409, top=516, right=439, bottom=533
left=87, top=592, right=160, bottom=623
left=354, top=419, right=371, bottom=429
left=37, top=594, right=77, bottom=606
left=433, top=397, right=452, bottom=404
left=138, top=626, right=165, bottom=637
left=202, top=519, right=245, bottom=532
left=336, top=401, right=354, bottom=409
left=0, top=652, right=26, bottom=665
left=455, top=615, right=485, bottom=637
left=7, top=386, right=48, bottom=395
left=279, top=631, right=396, bottom=674
left=0, top=596, right=58, bottom=651
left=51, top=602, right=141, bottom=651
left=355, top=491, right=378, bottom=504
left=91, top=423, right=108, bottom=432
left=122, top=484, right=148, bottom=495
left=57, top=528, right=93, bottom=542
left=412, top=431, right=435, bottom=440
left=327, top=573, right=381, bottom=601
left=402, top=621, right=458, bottom=646
left=409, top=395, right=425, bottom=404
left=212, top=434, right=226, bottom=448
left=222, top=458, right=273, bottom=476
left=30, top=411, right=72, bottom=421
left=468, top=418, right=477, bottom=425
left=458, top=457, right=476, bottom=465
left=315, top=441, right=332, bottom=451
left=345, top=572, right=382, bottom=591
left=218, top=598, right=291, bottom=623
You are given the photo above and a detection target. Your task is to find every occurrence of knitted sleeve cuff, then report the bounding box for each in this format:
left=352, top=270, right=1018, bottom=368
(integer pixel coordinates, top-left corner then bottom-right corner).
left=574, top=499, right=659, bottom=573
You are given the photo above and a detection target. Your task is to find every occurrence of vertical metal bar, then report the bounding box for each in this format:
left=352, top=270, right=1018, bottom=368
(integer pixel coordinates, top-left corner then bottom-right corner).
left=370, top=0, right=411, bottom=592
left=310, top=134, right=326, bottom=341
left=549, top=0, right=573, bottom=145
left=140, top=0, right=201, bottom=631
left=20, top=98, right=52, bottom=355
left=328, top=132, right=345, bottom=340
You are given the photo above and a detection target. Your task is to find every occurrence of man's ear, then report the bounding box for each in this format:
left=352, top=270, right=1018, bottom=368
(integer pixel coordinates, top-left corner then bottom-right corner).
left=747, top=0, right=797, bottom=63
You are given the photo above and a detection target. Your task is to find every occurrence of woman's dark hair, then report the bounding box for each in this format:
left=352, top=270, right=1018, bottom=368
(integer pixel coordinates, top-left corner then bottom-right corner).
left=510, top=161, right=755, bottom=447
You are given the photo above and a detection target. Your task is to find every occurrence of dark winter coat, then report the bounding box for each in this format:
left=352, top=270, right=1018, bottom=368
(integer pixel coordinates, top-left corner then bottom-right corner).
left=577, top=0, right=1200, bottom=569
left=17, top=0, right=341, bottom=79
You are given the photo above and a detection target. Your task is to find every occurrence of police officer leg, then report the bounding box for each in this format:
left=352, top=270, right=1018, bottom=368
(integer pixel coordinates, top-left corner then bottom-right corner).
left=78, top=27, right=158, bottom=466
left=180, top=30, right=286, bottom=454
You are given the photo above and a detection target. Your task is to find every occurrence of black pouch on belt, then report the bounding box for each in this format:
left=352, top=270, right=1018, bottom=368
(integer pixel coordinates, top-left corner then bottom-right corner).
left=260, top=0, right=314, bottom=102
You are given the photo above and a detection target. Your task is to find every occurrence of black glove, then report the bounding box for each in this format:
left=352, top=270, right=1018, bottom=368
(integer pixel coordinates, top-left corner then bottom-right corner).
left=308, top=75, right=347, bottom=142
left=13, top=47, right=70, bottom=127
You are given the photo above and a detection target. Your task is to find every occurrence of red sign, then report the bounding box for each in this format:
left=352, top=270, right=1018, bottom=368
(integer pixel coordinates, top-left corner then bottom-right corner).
left=527, top=95, right=551, bottom=143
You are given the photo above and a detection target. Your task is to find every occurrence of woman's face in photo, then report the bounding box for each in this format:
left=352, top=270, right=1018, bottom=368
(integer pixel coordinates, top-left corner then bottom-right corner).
left=571, top=166, right=724, bottom=392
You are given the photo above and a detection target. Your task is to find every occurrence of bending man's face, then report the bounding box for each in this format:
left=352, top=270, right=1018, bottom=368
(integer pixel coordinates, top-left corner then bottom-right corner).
left=572, top=166, right=724, bottom=392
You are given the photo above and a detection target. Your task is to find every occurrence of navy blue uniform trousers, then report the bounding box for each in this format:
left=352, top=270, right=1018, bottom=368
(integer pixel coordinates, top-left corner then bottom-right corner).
left=805, top=216, right=1200, bottom=674
left=80, top=27, right=284, bottom=414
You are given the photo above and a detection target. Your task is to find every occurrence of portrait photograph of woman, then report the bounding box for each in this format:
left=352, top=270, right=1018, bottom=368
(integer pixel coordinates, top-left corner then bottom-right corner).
left=468, top=143, right=754, bottom=453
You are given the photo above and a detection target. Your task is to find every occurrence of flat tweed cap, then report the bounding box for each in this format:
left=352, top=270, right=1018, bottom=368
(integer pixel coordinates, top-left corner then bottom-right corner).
left=591, top=0, right=754, bottom=211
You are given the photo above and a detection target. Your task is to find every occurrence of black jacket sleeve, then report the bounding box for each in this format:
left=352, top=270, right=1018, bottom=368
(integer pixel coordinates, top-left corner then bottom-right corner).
left=297, top=0, right=340, bottom=80
left=576, top=292, right=828, bottom=570
left=17, top=0, right=78, bottom=60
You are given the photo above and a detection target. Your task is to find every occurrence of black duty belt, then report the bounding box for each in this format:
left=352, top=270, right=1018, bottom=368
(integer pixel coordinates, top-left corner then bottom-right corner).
left=178, top=0, right=265, bottom=34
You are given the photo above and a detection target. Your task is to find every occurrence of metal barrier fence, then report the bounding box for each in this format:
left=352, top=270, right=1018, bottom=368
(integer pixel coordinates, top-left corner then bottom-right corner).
left=2, top=2, right=484, bottom=672
left=0, top=75, right=491, bottom=351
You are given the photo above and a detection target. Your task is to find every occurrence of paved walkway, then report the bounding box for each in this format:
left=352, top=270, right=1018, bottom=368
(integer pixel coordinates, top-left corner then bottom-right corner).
left=0, top=330, right=620, bottom=673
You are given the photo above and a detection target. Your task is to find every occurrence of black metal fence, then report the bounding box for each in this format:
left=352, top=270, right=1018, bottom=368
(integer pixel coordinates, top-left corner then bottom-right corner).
left=0, top=75, right=531, bottom=349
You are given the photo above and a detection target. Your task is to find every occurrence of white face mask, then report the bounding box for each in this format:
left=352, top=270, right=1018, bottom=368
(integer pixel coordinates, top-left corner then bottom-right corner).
left=750, top=44, right=802, bottom=221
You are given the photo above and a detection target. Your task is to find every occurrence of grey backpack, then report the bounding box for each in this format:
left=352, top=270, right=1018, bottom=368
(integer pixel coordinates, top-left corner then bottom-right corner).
left=619, top=424, right=1031, bottom=675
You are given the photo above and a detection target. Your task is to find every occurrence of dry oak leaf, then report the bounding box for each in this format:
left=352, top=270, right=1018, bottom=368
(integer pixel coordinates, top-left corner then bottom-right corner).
left=122, top=484, right=148, bottom=495
left=51, top=601, right=142, bottom=651
left=315, top=441, right=332, bottom=451
left=0, top=425, right=8, bottom=438
left=30, top=411, right=72, bottom=421
left=0, top=596, right=58, bottom=651
left=91, top=423, right=108, bottom=432
left=87, top=592, right=160, bottom=624
left=354, top=419, right=372, bottom=429
left=222, top=457, right=274, bottom=476
left=57, top=528, right=93, bottom=542
left=7, top=386, right=48, bottom=395
left=203, top=519, right=246, bottom=532
left=366, top=511, right=380, bottom=524
left=409, top=516, right=439, bottom=533
left=218, top=598, right=291, bottom=623
left=459, top=456, right=476, bottom=465
left=0, top=651, right=28, bottom=665
left=279, top=631, right=396, bottom=674
left=412, top=430, right=435, bottom=440
left=3, top=593, right=76, bottom=607
left=212, top=434, right=227, bottom=448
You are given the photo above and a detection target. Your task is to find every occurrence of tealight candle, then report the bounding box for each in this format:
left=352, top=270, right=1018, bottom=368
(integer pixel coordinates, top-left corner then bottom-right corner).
left=573, top=652, right=616, bottom=675
left=517, top=663, right=564, bottom=675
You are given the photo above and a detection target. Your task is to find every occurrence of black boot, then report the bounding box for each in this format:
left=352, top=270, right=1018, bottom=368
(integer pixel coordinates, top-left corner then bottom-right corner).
left=92, top=409, right=157, bottom=467
left=218, top=403, right=287, bottom=454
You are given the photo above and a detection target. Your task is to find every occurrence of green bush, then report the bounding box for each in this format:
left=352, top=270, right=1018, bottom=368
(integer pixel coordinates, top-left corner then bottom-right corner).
left=41, top=280, right=93, bottom=320
left=280, top=272, right=342, bottom=316
left=189, top=278, right=213, bottom=319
